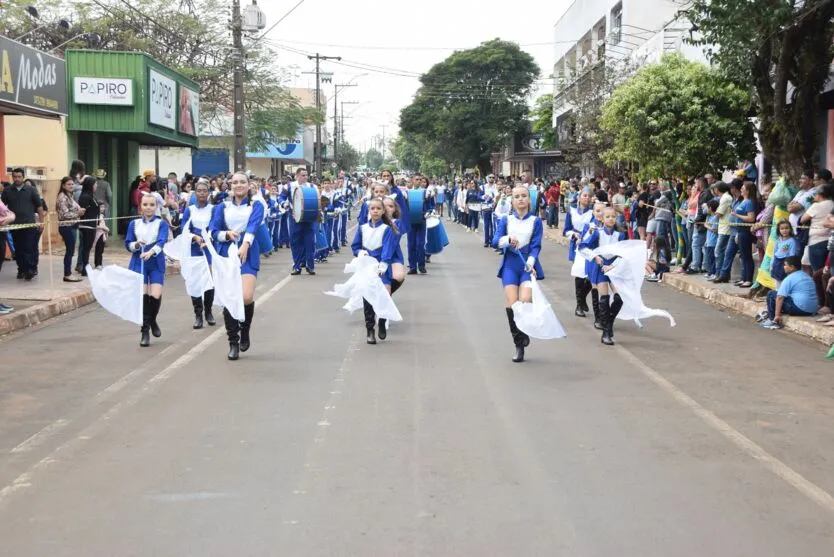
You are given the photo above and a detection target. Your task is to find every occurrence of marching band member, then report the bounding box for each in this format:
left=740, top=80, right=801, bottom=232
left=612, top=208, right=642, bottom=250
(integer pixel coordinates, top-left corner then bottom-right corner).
left=407, top=175, right=435, bottom=275
left=125, top=193, right=170, bottom=347
left=251, top=182, right=273, bottom=257
left=579, top=206, right=627, bottom=345
left=181, top=179, right=216, bottom=329
left=358, top=181, right=391, bottom=224
left=337, top=171, right=352, bottom=247
left=492, top=186, right=544, bottom=363
left=383, top=196, right=407, bottom=295
left=564, top=187, right=595, bottom=319
left=209, top=172, right=264, bottom=360
left=481, top=183, right=496, bottom=248
left=281, top=168, right=317, bottom=275
left=352, top=197, right=398, bottom=345
left=330, top=180, right=346, bottom=253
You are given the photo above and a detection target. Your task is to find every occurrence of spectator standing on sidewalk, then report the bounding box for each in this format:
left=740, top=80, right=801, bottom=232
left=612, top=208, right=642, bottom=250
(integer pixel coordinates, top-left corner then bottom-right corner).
left=56, top=176, right=85, bottom=282
left=1, top=168, right=44, bottom=280
left=94, top=169, right=113, bottom=218
left=799, top=183, right=834, bottom=273
left=711, top=181, right=733, bottom=282
left=77, top=176, right=103, bottom=274
left=545, top=181, right=560, bottom=229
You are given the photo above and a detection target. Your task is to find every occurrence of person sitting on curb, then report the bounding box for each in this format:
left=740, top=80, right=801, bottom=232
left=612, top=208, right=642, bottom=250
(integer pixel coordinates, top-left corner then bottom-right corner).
left=758, top=255, right=819, bottom=329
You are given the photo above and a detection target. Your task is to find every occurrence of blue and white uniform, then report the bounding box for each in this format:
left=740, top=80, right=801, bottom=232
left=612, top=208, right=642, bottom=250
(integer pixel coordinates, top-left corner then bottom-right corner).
left=492, top=211, right=544, bottom=286
left=564, top=205, right=594, bottom=277
left=352, top=219, right=397, bottom=285
left=280, top=181, right=317, bottom=272
left=251, top=190, right=273, bottom=255
left=208, top=196, right=264, bottom=276
left=392, top=217, right=405, bottom=266
left=182, top=201, right=214, bottom=263
left=125, top=215, right=169, bottom=285
left=407, top=188, right=435, bottom=272
left=481, top=188, right=495, bottom=245
left=578, top=223, right=626, bottom=284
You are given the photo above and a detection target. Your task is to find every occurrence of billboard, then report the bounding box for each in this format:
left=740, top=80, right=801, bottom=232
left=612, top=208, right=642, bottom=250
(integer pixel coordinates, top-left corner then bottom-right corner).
left=0, top=35, right=67, bottom=115
left=178, top=86, right=199, bottom=136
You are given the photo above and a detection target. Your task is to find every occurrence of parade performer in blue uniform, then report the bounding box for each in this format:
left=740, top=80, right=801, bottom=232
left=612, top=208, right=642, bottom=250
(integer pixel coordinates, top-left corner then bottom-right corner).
left=579, top=206, right=627, bottom=345
left=251, top=182, right=273, bottom=256
left=208, top=172, right=264, bottom=360
left=481, top=185, right=495, bottom=248
left=181, top=179, right=216, bottom=329
left=352, top=196, right=398, bottom=345
left=125, top=193, right=170, bottom=347
left=407, top=175, right=435, bottom=275
left=338, top=171, right=352, bottom=247
left=281, top=167, right=317, bottom=275
left=492, top=186, right=544, bottom=363
left=563, top=187, right=596, bottom=320
left=329, top=181, right=346, bottom=253
left=383, top=196, right=407, bottom=296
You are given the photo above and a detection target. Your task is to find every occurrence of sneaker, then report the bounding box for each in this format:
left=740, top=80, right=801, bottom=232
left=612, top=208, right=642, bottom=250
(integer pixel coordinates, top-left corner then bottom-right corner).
left=755, top=310, right=769, bottom=323
left=671, top=258, right=678, bottom=266
left=760, top=319, right=782, bottom=329
left=646, top=274, right=660, bottom=282
left=0, top=307, right=11, bottom=314
left=704, top=274, right=715, bottom=281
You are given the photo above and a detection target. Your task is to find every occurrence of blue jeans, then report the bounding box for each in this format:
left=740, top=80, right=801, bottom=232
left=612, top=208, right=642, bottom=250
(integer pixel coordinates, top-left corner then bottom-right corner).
left=737, top=229, right=755, bottom=282
left=719, top=234, right=739, bottom=279
left=767, top=290, right=815, bottom=319
left=714, top=234, right=730, bottom=277
left=691, top=227, right=706, bottom=271
left=469, top=210, right=480, bottom=231
left=59, top=225, right=77, bottom=277
left=655, top=220, right=672, bottom=263
left=546, top=206, right=559, bottom=228
left=705, top=243, right=717, bottom=275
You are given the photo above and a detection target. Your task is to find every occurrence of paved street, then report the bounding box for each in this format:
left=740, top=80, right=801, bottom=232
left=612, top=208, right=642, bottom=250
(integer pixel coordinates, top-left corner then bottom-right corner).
left=1, top=223, right=833, bottom=556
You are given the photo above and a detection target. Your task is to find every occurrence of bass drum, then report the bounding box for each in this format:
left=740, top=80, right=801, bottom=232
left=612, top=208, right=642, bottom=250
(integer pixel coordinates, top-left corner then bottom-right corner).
left=293, top=186, right=320, bottom=223
left=425, top=218, right=450, bottom=254
left=407, top=188, right=426, bottom=225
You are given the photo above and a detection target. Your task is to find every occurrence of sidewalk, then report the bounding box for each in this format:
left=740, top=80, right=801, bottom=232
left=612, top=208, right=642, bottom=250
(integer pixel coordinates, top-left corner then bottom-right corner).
left=542, top=225, right=834, bottom=347
left=0, top=243, right=180, bottom=336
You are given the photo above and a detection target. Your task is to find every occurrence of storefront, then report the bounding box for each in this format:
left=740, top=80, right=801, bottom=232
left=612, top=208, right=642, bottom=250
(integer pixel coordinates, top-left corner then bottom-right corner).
left=65, top=50, right=198, bottom=233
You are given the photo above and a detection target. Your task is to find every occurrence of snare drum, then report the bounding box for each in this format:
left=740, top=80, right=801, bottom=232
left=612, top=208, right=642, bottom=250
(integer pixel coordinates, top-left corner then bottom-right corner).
left=426, top=215, right=440, bottom=229
left=293, top=186, right=320, bottom=223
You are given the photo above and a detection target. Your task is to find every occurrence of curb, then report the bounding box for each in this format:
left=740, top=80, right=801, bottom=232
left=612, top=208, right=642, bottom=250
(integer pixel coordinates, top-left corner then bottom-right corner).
left=0, top=263, right=181, bottom=337
left=542, top=229, right=834, bottom=347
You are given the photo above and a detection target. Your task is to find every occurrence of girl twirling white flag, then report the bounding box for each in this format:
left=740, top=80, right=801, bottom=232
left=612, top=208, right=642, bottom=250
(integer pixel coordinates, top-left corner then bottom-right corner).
left=512, top=276, right=566, bottom=339
left=201, top=231, right=245, bottom=321
left=325, top=254, right=402, bottom=321
left=592, top=239, right=676, bottom=327
left=163, top=219, right=214, bottom=298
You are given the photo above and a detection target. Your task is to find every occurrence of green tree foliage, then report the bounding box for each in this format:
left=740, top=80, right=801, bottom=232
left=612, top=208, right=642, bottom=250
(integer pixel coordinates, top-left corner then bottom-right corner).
left=336, top=141, right=361, bottom=171
left=1, top=0, right=318, bottom=152
left=364, top=148, right=384, bottom=169
left=391, top=136, right=422, bottom=172
left=530, top=94, right=556, bottom=149
left=685, top=0, right=834, bottom=179
left=400, top=39, right=540, bottom=175
left=600, top=54, right=755, bottom=178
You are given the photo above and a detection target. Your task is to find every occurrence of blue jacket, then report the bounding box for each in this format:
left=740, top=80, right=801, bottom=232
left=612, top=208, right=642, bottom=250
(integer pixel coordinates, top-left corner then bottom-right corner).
left=492, top=211, right=545, bottom=279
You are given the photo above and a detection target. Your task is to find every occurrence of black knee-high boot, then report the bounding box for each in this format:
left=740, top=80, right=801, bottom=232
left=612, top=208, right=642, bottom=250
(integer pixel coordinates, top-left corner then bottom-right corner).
left=140, top=294, right=150, bottom=347
left=364, top=299, right=376, bottom=344
left=574, top=277, right=587, bottom=317
left=390, top=278, right=403, bottom=295
left=591, top=288, right=602, bottom=330
left=149, top=296, right=162, bottom=338
left=191, top=296, right=204, bottom=329
left=224, top=308, right=240, bottom=360
left=505, top=307, right=528, bottom=363
left=600, top=294, right=614, bottom=346
left=240, top=302, right=254, bottom=352
left=610, top=293, right=623, bottom=338
left=581, top=278, right=593, bottom=312
left=203, top=289, right=216, bottom=326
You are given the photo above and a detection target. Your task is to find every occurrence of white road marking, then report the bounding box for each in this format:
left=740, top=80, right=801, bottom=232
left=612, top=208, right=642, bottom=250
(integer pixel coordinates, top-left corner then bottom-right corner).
left=10, top=419, right=68, bottom=454
left=0, top=273, right=294, bottom=507
left=538, top=280, right=834, bottom=514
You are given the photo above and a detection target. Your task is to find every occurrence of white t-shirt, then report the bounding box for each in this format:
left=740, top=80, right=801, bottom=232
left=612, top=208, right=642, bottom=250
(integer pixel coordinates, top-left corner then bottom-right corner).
left=805, top=199, right=834, bottom=245
left=789, top=187, right=818, bottom=231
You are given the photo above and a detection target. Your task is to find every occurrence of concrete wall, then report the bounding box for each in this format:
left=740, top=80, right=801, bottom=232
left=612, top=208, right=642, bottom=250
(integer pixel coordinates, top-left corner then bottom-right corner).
left=4, top=115, right=69, bottom=181
left=138, top=146, right=193, bottom=177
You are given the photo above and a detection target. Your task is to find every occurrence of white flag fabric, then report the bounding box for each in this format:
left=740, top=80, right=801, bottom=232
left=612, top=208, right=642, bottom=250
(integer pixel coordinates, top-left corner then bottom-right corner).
left=324, top=255, right=403, bottom=321
left=202, top=233, right=245, bottom=321
left=512, top=277, right=567, bottom=340
left=86, top=264, right=143, bottom=326
left=592, top=239, right=676, bottom=327
left=163, top=220, right=214, bottom=298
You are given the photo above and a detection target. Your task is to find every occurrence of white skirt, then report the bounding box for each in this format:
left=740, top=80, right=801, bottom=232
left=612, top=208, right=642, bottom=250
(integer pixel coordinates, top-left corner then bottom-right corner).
left=570, top=253, right=588, bottom=278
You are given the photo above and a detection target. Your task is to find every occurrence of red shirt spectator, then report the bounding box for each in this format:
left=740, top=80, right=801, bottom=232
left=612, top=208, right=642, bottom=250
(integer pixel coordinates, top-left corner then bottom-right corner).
left=546, top=183, right=561, bottom=206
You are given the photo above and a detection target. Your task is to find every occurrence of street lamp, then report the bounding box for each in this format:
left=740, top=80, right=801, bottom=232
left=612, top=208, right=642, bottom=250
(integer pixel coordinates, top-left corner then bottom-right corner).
left=51, top=33, right=102, bottom=53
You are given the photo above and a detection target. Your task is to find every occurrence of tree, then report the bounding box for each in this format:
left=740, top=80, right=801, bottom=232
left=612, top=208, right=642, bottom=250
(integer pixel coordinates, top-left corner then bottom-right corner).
left=400, top=39, right=540, bottom=175
left=364, top=148, right=384, bottom=169
left=530, top=94, right=556, bottom=149
left=600, top=54, right=755, bottom=179
left=336, top=141, right=361, bottom=171
left=390, top=136, right=422, bottom=172
left=685, top=0, right=834, bottom=179
left=1, top=0, right=318, bottom=152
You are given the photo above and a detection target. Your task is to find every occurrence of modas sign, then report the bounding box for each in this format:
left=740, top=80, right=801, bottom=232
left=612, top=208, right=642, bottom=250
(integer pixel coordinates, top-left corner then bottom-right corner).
left=0, top=36, right=67, bottom=115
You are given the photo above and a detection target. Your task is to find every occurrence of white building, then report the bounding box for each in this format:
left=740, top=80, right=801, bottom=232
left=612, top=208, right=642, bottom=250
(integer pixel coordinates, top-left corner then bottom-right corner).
left=551, top=0, right=708, bottom=175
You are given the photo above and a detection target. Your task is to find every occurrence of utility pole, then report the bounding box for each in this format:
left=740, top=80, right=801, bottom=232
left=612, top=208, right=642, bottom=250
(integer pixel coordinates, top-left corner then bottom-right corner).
left=307, top=53, right=341, bottom=178
left=332, top=83, right=356, bottom=170
left=232, top=0, right=246, bottom=171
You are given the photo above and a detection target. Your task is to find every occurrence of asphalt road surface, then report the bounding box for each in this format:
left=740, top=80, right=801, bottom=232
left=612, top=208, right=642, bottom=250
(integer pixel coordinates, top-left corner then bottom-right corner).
left=1, top=221, right=833, bottom=556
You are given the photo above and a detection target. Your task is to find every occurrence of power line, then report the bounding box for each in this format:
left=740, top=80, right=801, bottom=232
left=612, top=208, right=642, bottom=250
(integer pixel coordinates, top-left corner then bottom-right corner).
left=266, top=38, right=580, bottom=52
left=256, top=0, right=307, bottom=40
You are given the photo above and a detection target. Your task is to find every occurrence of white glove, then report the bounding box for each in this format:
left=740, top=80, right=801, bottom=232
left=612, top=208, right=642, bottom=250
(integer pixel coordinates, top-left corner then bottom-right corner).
left=357, top=249, right=369, bottom=258
left=377, top=262, right=389, bottom=274
left=525, top=256, right=535, bottom=273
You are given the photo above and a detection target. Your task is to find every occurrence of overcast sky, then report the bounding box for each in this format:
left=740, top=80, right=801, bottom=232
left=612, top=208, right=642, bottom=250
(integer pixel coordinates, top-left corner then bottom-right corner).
left=258, top=0, right=572, bottom=153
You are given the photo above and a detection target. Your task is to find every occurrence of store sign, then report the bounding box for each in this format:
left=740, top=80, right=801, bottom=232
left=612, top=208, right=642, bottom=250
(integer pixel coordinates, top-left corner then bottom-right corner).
left=148, top=68, right=175, bottom=129
left=73, top=77, right=133, bottom=106
left=0, top=35, right=67, bottom=115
